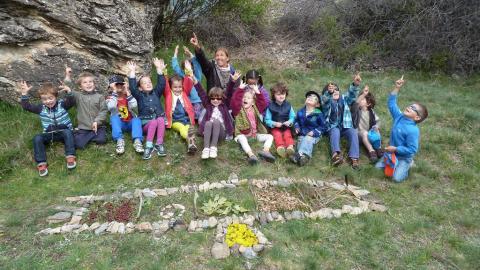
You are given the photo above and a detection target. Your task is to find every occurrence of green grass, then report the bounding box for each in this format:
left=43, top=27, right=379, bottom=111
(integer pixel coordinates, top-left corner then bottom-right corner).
left=1, top=64, right=479, bottom=269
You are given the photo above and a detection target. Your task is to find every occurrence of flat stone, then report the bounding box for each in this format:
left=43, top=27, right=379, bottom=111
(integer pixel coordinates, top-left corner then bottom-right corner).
left=75, top=223, right=89, bottom=233
left=118, top=223, right=125, bottom=234
left=329, top=182, right=346, bottom=191
left=241, top=247, right=257, bottom=259
left=271, top=211, right=279, bottom=219
left=350, top=207, right=363, bottom=215
left=65, top=197, right=81, bottom=202
left=188, top=220, right=197, bottom=232
left=258, top=235, right=268, bottom=245
left=125, top=222, right=134, bottom=233
left=278, top=177, right=291, bottom=187
left=195, top=227, right=204, bottom=232
left=225, top=216, right=232, bottom=225
left=243, top=216, right=255, bottom=227
left=252, top=244, right=264, bottom=253
left=202, top=219, right=209, bottom=229
left=204, top=182, right=210, bottom=190
left=166, top=187, right=178, bottom=194
left=89, top=222, right=100, bottom=231
left=358, top=200, right=370, bottom=211
left=153, top=189, right=168, bottom=196
left=142, top=188, right=157, bottom=198
left=316, top=180, right=324, bottom=186
left=220, top=180, right=227, bottom=185
left=54, top=205, right=83, bottom=212
left=332, top=209, right=342, bottom=218
left=173, top=220, right=186, bottom=231
left=211, top=242, right=230, bottom=259
left=208, top=217, right=218, bottom=228
left=37, top=228, right=52, bottom=235
left=135, top=222, right=153, bottom=232
left=224, top=183, right=236, bottom=188
left=68, top=215, right=82, bottom=225
left=94, top=223, right=109, bottom=235
left=47, top=212, right=72, bottom=224
left=215, top=233, right=224, bottom=243
left=172, top=204, right=185, bottom=210
left=239, top=245, right=247, bottom=253
left=228, top=173, right=238, bottom=183
left=107, top=222, right=118, bottom=233
left=341, top=205, right=354, bottom=214
left=133, top=189, right=142, bottom=197
left=232, top=215, right=239, bottom=224
left=291, top=211, right=304, bottom=220
left=369, top=203, right=388, bottom=212
left=61, top=224, right=81, bottom=233
left=284, top=212, right=292, bottom=220
left=121, top=192, right=133, bottom=199
left=50, top=227, right=62, bottom=234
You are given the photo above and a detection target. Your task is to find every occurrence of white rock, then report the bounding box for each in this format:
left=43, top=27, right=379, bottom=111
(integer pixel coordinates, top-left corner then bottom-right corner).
left=172, top=204, right=185, bottom=210
left=68, top=215, right=82, bottom=225
left=332, top=209, right=342, bottom=218
left=118, top=223, right=125, bottom=234
left=135, top=222, right=153, bottom=232
left=225, top=216, right=232, bottom=225
left=95, top=223, right=109, bottom=235
left=166, top=188, right=178, bottom=194
left=188, top=220, right=197, bottom=232
left=75, top=224, right=89, bottom=233
left=329, top=182, right=346, bottom=190
left=153, top=189, right=168, bottom=196
left=369, top=203, right=388, bottom=212
left=37, top=228, right=52, bottom=235
left=350, top=207, right=363, bottom=215
left=211, top=242, right=230, bottom=259
left=342, top=205, right=354, bottom=214
left=89, top=222, right=100, bottom=231
left=47, top=212, right=72, bottom=224
left=252, top=244, right=264, bottom=252
left=208, top=217, right=218, bottom=228
left=50, top=227, right=62, bottom=234
left=224, top=183, right=236, bottom=188
left=358, top=200, right=370, bottom=211
left=258, top=235, right=268, bottom=245
left=133, top=189, right=142, bottom=197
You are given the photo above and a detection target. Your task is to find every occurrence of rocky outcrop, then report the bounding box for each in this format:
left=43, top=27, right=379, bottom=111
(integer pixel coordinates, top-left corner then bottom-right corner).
left=0, top=0, right=160, bottom=104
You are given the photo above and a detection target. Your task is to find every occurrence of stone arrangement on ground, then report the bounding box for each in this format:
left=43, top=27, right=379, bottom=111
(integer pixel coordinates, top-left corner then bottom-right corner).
left=37, top=173, right=387, bottom=259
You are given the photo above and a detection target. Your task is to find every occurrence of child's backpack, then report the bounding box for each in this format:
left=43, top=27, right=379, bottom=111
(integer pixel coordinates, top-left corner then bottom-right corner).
left=368, top=129, right=381, bottom=149
left=383, top=152, right=397, bottom=177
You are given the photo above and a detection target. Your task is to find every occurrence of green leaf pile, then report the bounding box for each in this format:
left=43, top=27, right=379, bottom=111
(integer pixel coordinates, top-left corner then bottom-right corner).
left=200, top=195, right=248, bottom=216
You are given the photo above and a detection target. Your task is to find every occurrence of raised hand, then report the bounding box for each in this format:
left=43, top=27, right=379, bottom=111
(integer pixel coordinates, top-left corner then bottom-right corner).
left=230, top=71, right=241, bottom=82
left=353, top=72, right=362, bottom=86
left=126, top=61, right=136, bottom=74
left=65, top=65, right=73, bottom=81
left=395, top=75, right=405, bottom=89
left=58, top=82, right=71, bottom=93
left=174, top=45, right=179, bottom=58
left=16, top=80, right=32, bottom=95
left=190, top=32, right=199, bottom=48
left=251, top=84, right=260, bottom=94
left=153, top=57, right=166, bottom=71
left=183, top=46, right=193, bottom=59
left=238, top=80, right=247, bottom=90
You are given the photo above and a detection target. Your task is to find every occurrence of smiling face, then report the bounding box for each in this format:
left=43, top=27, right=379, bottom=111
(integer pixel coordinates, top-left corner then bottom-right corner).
left=242, top=91, right=254, bottom=109
left=332, top=89, right=340, bottom=100
left=215, top=48, right=229, bottom=68
left=41, top=93, right=57, bottom=108
left=210, top=95, right=223, bottom=107
left=79, top=76, right=95, bottom=92
left=171, top=80, right=183, bottom=96
left=305, top=94, right=319, bottom=107
left=139, top=76, right=153, bottom=92
left=327, top=83, right=336, bottom=94
left=404, top=103, right=421, bottom=122
left=274, top=92, right=286, bottom=104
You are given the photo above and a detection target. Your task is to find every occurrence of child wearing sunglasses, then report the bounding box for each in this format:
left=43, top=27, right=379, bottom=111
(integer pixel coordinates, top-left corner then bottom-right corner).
left=321, top=73, right=362, bottom=169
left=192, top=72, right=236, bottom=159
left=375, top=76, right=428, bottom=182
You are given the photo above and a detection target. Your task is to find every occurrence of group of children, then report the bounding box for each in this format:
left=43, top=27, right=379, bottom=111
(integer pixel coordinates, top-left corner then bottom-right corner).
left=16, top=33, right=428, bottom=183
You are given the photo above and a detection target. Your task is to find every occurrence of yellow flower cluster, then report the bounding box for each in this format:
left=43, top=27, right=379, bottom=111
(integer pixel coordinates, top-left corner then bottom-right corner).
left=225, top=223, right=258, bottom=247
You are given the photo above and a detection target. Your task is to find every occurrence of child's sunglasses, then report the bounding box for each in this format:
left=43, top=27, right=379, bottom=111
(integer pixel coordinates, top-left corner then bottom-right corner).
left=210, top=97, right=223, bottom=101
left=409, top=104, right=420, bottom=116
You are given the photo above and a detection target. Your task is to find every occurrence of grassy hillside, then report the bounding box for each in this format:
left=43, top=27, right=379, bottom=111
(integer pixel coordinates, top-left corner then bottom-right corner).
left=0, top=63, right=479, bottom=269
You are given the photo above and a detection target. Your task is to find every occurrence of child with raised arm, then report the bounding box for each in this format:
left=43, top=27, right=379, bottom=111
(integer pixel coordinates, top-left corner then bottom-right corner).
left=172, top=45, right=204, bottom=119
left=127, top=58, right=167, bottom=160
left=64, top=67, right=108, bottom=149
left=163, top=61, right=197, bottom=154
left=231, top=79, right=275, bottom=164
left=17, top=81, right=76, bottom=176
left=351, top=85, right=383, bottom=162
left=190, top=32, right=235, bottom=92
left=375, top=76, right=428, bottom=182
left=264, top=82, right=295, bottom=158
left=106, top=74, right=144, bottom=155
left=193, top=72, right=236, bottom=159
left=291, top=91, right=328, bottom=166
left=321, top=73, right=362, bottom=169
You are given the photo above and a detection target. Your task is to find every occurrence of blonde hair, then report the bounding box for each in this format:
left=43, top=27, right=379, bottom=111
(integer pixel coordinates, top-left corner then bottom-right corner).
left=38, top=83, right=58, bottom=97
left=76, top=72, right=95, bottom=85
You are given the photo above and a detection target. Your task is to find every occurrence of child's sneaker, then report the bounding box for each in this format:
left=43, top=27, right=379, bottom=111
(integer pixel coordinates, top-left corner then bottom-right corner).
left=331, top=152, right=343, bottom=166
left=66, top=156, right=76, bottom=169
left=37, top=163, right=48, bottom=177
left=286, top=146, right=295, bottom=157
left=298, top=154, right=309, bottom=167
left=116, top=139, right=125, bottom=154
left=248, top=155, right=259, bottom=165
left=187, top=137, right=197, bottom=154
left=368, top=151, right=378, bottom=163
left=155, top=144, right=166, bottom=157
left=201, top=148, right=210, bottom=159
left=351, top=158, right=360, bottom=170
left=276, top=147, right=286, bottom=158
left=258, top=150, right=276, bottom=163
left=209, top=147, right=218, bottom=158
left=143, top=147, right=154, bottom=160
left=133, top=139, right=144, bottom=153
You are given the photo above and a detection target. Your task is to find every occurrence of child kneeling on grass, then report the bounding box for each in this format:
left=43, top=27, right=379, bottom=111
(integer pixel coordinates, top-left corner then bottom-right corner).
left=106, top=74, right=144, bottom=155
left=375, top=76, right=428, bottom=182
left=231, top=78, right=275, bottom=165
left=18, top=81, right=76, bottom=177
left=291, top=91, right=328, bottom=166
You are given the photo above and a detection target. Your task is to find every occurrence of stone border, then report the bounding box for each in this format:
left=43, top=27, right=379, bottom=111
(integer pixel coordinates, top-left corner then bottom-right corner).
left=37, top=175, right=387, bottom=236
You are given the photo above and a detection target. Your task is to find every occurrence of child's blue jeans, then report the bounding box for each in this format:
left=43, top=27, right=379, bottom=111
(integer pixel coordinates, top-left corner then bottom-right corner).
left=110, top=115, right=143, bottom=142
left=297, top=135, right=321, bottom=157
left=33, top=129, right=76, bottom=163
left=375, top=157, right=413, bottom=183
left=329, top=127, right=359, bottom=158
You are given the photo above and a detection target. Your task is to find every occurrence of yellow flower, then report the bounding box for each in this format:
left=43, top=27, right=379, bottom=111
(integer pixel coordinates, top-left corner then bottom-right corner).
left=225, top=223, right=258, bottom=247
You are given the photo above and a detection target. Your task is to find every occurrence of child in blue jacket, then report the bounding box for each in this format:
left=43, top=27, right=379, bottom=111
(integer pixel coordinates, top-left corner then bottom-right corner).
left=291, top=91, right=328, bottom=166
left=375, top=76, right=428, bottom=182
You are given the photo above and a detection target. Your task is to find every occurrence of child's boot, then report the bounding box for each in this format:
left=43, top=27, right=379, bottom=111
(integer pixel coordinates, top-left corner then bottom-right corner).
left=368, top=151, right=378, bottom=163
left=66, top=156, right=76, bottom=169
left=286, top=146, right=295, bottom=157
left=276, top=147, right=286, bottom=158
left=133, top=139, right=144, bottom=153
left=187, top=127, right=197, bottom=154
left=248, top=154, right=259, bottom=165
left=116, top=138, right=125, bottom=154
left=298, top=153, right=309, bottom=167
left=37, top=162, right=48, bottom=177
left=331, top=151, right=343, bottom=166
left=143, top=147, right=154, bottom=160
left=259, top=150, right=276, bottom=163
